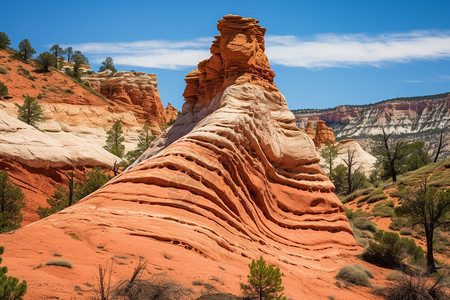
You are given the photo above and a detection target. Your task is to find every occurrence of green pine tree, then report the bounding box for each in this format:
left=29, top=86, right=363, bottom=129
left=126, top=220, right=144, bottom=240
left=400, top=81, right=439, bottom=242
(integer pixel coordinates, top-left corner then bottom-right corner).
left=17, top=39, right=36, bottom=61
left=0, top=32, right=11, bottom=49
left=16, top=96, right=45, bottom=128
left=36, top=51, right=56, bottom=72
left=240, top=256, right=286, bottom=300
left=104, top=121, right=125, bottom=157
left=98, top=56, right=117, bottom=73
left=0, top=246, right=27, bottom=299
left=124, top=124, right=154, bottom=166
left=0, top=171, right=25, bottom=233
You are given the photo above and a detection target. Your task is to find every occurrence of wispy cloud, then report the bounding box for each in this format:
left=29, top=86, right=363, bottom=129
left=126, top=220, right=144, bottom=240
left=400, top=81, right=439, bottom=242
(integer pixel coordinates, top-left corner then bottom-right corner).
left=65, top=30, right=450, bottom=70
left=266, top=31, right=450, bottom=68
left=402, top=74, right=450, bottom=83
left=63, top=38, right=211, bottom=69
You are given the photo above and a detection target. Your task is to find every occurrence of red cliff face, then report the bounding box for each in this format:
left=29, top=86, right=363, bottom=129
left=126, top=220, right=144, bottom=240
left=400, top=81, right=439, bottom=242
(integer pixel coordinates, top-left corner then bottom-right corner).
left=304, top=120, right=335, bottom=147
left=84, top=71, right=173, bottom=125
left=314, top=120, right=335, bottom=146
left=0, top=15, right=361, bottom=299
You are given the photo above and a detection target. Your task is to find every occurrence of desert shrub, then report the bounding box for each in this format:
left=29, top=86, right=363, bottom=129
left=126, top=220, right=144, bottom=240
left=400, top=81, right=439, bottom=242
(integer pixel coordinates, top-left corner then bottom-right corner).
left=386, top=271, right=403, bottom=281
left=342, top=188, right=374, bottom=204
left=362, top=230, right=424, bottom=267
left=385, top=273, right=448, bottom=300
left=389, top=217, right=409, bottom=231
left=0, top=80, right=8, bottom=97
left=0, top=66, right=6, bottom=74
left=336, top=264, right=373, bottom=287
left=386, top=200, right=395, bottom=207
left=399, top=228, right=413, bottom=236
left=0, top=246, right=27, bottom=299
left=352, top=219, right=377, bottom=233
left=65, top=89, right=74, bottom=94
left=372, top=203, right=394, bottom=217
left=93, top=259, right=190, bottom=300
left=45, top=259, right=73, bottom=268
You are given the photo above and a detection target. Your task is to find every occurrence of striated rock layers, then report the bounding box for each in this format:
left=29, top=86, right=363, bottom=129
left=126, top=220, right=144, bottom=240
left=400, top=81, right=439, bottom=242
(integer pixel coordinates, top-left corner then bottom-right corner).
left=83, top=70, right=177, bottom=125
left=0, top=16, right=360, bottom=299
left=294, top=93, right=450, bottom=158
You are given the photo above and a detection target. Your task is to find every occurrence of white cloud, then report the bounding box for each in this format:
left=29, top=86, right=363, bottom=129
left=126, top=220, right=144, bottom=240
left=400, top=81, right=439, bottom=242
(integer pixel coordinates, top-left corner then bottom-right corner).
left=65, top=30, right=450, bottom=70
left=265, top=31, right=450, bottom=68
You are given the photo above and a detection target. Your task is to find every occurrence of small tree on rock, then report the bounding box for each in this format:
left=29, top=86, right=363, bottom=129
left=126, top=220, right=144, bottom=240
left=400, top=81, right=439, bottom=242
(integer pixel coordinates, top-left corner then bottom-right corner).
left=99, top=56, right=117, bottom=73
left=104, top=121, right=125, bottom=158
left=36, top=51, right=55, bottom=72
left=0, top=246, right=27, bottom=299
left=17, top=39, right=36, bottom=61
left=124, top=124, right=154, bottom=166
left=0, top=32, right=11, bottom=49
left=0, top=171, right=25, bottom=233
left=16, top=96, right=45, bottom=128
left=71, top=50, right=89, bottom=79
left=49, top=44, right=66, bottom=69
left=65, top=47, right=73, bottom=62
left=240, top=256, right=286, bottom=300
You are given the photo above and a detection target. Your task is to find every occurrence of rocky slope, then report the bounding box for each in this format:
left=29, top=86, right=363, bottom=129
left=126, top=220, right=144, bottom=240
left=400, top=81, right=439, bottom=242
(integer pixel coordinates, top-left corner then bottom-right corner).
left=0, top=15, right=391, bottom=300
left=293, top=93, right=450, bottom=157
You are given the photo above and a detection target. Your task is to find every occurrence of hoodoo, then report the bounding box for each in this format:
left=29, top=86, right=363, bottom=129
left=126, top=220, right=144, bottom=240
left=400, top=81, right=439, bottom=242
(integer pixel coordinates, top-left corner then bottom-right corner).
left=0, top=15, right=358, bottom=299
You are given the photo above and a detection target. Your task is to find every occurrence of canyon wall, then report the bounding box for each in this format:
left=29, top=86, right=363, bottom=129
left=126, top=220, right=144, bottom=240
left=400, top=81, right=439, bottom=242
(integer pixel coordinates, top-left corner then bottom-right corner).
left=293, top=93, right=450, bottom=158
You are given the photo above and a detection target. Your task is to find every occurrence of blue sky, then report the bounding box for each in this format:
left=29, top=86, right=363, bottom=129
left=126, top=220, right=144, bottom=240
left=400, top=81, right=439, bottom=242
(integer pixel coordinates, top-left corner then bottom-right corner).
left=2, top=0, right=450, bottom=110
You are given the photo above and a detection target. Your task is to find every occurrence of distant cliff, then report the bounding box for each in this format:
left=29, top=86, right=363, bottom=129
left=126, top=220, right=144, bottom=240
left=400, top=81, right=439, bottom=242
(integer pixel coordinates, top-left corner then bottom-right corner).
left=293, top=92, right=450, bottom=158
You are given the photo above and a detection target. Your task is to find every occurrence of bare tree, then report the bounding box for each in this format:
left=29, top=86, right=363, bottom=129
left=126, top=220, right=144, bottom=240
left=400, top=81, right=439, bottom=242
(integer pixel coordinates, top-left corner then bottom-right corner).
left=342, top=149, right=366, bottom=195
left=394, top=179, right=450, bottom=273
left=372, top=126, right=412, bottom=182
left=434, top=129, right=448, bottom=163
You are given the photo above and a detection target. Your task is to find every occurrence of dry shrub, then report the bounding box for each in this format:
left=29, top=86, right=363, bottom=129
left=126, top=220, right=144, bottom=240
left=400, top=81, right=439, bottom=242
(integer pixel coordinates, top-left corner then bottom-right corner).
left=92, top=258, right=190, bottom=300
left=385, top=273, right=448, bottom=300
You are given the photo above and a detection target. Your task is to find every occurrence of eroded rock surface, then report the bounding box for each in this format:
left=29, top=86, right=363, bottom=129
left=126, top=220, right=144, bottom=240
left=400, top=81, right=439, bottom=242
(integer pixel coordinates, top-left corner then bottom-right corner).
left=83, top=70, right=176, bottom=125
left=0, top=15, right=360, bottom=299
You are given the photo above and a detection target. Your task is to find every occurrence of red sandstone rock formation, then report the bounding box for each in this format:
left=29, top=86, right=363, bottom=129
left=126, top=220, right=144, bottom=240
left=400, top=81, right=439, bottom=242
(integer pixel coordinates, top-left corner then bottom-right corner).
left=0, top=15, right=361, bottom=299
left=83, top=70, right=170, bottom=125
left=314, top=120, right=335, bottom=146
left=165, top=102, right=178, bottom=123
left=305, top=121, right=315, bottom=139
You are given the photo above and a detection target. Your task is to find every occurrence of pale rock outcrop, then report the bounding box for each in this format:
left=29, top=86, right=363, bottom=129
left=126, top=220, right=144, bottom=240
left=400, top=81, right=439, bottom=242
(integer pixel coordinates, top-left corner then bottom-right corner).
left=0, top=15, right=359, bottom=299
left=319, top=139, right=377, bottom=177
left=0, top=109, right=118, bottom=169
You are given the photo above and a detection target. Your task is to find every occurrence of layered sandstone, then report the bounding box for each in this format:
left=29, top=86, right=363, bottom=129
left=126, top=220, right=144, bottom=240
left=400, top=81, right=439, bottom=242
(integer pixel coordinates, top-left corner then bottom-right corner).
left=83, top=70, right=176, bottom=125
left=0, top=16, right=363, bottom=299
